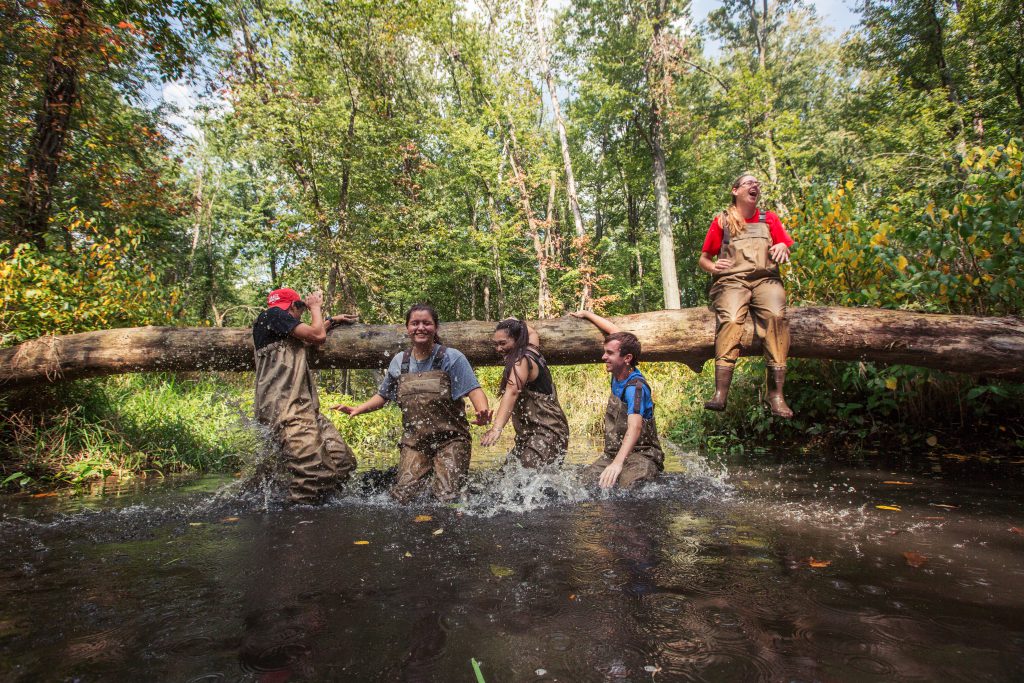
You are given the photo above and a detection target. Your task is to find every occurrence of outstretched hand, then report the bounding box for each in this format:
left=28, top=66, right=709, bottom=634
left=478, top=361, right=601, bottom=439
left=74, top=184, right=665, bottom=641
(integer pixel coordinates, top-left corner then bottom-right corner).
left=598, top=461, right=623, bottom=489
left=569, top=311, right=590, bottom=319
left=331, top=404, right=358, bottom=416
left=331, top=313, right=360, bottom=325
left=480, top=427, right=501, bottom=446
left=470, top=408, right=492, bottom=426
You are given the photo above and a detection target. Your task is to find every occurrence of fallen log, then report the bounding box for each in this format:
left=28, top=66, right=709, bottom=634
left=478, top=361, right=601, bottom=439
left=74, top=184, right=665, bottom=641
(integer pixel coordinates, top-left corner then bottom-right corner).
left=1, top=306, right=1022, bottom=389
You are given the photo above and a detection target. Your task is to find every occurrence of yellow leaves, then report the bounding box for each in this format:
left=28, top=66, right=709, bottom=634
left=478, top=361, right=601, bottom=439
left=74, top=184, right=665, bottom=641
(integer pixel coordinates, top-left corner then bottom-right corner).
left=884, top=377, right=898, bottom=391
left=924, top=201, right=936, bottom=221
left=353, top=540, right=370, bottom=545
left=413, top=514, right=433, bottom=523
left=870, top=232, right=888, bottom=247
left=876, top=505, right=902, bottom=511
left=896, top=255, right=909, bottom=272
left=806, top=557, right=831, bottom=568
left=1003, top=232, right=1014, bottom=246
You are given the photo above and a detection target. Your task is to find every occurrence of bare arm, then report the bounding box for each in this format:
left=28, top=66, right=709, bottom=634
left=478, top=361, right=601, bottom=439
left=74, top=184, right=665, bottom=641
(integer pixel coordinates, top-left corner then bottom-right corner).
left=290, top=292, right=328, bottom=345
left=699, top=251, right=735, bottom=275
left=569, top=309, right=620, bottom=335
left=527, top=325, right=540, bottom=348
left=480, top=356, right=529, bottom=446
left=332, top=393, right=387, bottom=416
left=598, top=413, right=643, bottom=488
left=465, top=387, right=491, bottom=426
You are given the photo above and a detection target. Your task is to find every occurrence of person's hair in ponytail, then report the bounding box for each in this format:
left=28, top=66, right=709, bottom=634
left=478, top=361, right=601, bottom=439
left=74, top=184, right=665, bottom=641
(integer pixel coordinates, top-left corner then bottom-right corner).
left=719, top=172, right=758, bottom=239
left=496, top=317, right=531, bottom=394
left=405, top=303, right=442, bottom=344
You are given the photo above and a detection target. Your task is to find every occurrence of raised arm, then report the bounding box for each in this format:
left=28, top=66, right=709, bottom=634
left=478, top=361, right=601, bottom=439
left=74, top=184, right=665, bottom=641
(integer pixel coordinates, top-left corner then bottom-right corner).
left=569, top=310, right=621, bottom=335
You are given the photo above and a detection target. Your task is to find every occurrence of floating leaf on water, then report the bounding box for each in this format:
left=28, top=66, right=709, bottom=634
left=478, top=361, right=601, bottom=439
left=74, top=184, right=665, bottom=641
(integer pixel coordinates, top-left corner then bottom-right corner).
left=535, top=669, right=547, bottom=676
left=807, top=557, right=831, bottom=568
left=644, top=665, right=662, bottom=673
left=188, top=522, right=204, bottom=527
left=929, top=503, right=959, bottom=509
left=882, top=481, right=914, bottom=485
left=220, top=516, right=240, bottom=523
left=903, top=551, right=928, bottom=568
left=298, top=520, right=313, bottom=524
left=568, top=594, right=577, bottom=600
left=875, top=505, right=902, bottom=511
left=432, top=528, right=444, bottom=536
left=1009, top=527, right=1022, bottom=535
left=413, top=515, right=432, bottom=523
left=31, top=492, right=58, bottom=498
left=353, top=540, right=370, bottom=545
left=404, top=551, right=412, bottom=557
left=926, top=435, right=938, bottom=447
left=489, top=564, right=513, bottom=578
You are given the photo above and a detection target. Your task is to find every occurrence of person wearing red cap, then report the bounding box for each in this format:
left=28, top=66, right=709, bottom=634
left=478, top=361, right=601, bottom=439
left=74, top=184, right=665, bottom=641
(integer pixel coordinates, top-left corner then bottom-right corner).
left=253, top=288, right=359, bottom=504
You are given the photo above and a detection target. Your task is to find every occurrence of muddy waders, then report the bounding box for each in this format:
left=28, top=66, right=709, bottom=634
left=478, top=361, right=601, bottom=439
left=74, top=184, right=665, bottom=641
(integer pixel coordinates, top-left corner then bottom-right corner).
left=706, top=211, right=793, bottom=418
left=586, top=377, right=664, bottom=489
left=507, top=349, right=569, bottom=468
left=255, top=337, right=357, bottom=504
left=391, top=347, right=472, bottom=503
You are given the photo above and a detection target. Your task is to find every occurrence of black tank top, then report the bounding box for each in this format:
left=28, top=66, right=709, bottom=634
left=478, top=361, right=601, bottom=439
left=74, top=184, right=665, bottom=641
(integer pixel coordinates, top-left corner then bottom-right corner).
left=523, top=347, right=554, bottom=395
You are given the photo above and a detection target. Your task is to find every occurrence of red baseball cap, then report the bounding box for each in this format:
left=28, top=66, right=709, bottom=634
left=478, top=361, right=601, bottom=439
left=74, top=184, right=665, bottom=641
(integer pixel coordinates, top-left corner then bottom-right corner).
left=267, top=287, right=302, bottom=310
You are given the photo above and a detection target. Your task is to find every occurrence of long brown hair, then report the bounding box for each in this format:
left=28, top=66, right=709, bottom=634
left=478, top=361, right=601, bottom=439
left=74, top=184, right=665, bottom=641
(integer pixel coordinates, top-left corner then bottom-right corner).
left=496, top=317, right=531, bottom=394
left=719, top=172, right=758, bottom=239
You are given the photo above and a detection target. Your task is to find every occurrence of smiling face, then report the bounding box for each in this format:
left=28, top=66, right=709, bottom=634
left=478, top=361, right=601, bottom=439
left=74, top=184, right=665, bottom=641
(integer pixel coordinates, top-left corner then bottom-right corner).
left=492, top=329, right=516, bottom=357
left=601, top=339, right=632, bottom=377
left=732, top=174, right=761, bottom=207
left=406, top=310, right=437, bottom=346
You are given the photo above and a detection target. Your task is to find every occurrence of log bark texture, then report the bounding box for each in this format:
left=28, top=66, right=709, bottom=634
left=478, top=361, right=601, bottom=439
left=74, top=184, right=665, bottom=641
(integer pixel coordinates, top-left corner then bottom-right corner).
left=2, top=307, right=1023, bottom=389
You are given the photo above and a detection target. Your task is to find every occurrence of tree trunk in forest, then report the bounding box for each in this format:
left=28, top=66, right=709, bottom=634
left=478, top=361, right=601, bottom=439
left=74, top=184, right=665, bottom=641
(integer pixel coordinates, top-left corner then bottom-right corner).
left=530, top=0, right=591, bottom=310
left=17, top=0, right=88, bottom=249
left=505, top=125, right=551, bottom=318
left=4, top=308, right=1023, bottom=388
left=648, top=0, right=681, bottom=310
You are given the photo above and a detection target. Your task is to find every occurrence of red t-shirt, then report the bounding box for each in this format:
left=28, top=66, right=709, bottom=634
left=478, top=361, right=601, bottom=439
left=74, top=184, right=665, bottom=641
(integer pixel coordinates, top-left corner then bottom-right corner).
left=701, top=210, right=794, bottom=256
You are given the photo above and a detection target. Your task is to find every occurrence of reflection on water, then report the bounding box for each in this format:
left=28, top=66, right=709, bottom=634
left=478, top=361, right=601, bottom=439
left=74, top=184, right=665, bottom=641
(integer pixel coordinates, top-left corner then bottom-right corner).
left=1, top=441, right=1023, bottom=681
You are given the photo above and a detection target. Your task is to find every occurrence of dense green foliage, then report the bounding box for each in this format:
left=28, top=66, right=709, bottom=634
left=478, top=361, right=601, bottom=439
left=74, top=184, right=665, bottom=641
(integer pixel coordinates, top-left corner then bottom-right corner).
left=1, top=0, right=1022, bottom=486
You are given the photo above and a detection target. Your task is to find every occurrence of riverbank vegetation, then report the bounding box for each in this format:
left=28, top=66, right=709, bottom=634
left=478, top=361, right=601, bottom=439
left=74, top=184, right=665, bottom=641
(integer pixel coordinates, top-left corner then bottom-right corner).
left=2, top=0, right=1022, bottom=488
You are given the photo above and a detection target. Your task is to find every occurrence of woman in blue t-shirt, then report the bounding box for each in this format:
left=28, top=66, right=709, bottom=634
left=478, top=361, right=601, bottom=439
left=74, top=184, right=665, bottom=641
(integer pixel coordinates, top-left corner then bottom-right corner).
left=334, top=304, right=490, bottom=503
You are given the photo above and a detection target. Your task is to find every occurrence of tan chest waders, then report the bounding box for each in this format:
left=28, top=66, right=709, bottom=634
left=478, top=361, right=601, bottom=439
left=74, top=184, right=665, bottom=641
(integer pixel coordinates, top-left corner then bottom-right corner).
left=507, top=349, right=569, bottom=468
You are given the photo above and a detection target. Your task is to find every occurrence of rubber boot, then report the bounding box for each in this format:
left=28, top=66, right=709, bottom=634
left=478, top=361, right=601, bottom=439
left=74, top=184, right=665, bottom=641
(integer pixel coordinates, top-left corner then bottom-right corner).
left=766, top=367, right=794, bottom=419
left=703, top=365, right=734, bottom=412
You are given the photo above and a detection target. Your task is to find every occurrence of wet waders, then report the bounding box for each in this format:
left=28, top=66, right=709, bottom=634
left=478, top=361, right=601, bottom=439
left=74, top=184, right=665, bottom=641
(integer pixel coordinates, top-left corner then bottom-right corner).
left=391, top=347, right=473, bottom=503
left=507, top=349, right=569, bottom=468
left=586, top=377, right=664, bottom=489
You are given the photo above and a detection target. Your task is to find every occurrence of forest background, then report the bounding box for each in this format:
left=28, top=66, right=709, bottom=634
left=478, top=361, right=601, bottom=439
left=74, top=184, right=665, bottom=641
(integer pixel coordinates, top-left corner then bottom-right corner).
left=1, top=0, right=1022, bottom=488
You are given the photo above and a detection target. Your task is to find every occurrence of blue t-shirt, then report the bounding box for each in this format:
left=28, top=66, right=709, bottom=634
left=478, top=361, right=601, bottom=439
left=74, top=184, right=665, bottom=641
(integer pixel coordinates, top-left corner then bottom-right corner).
left=611, top=369, right=655, bottom=420
left=377, top=344, right=481, bottom=402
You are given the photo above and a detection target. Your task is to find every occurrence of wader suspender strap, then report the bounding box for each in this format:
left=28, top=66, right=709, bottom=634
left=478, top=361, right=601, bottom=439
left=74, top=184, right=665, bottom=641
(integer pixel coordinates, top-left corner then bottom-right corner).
left=400, top=345, right=448, bottom=374
left=722, top=210, right=766, bottom=250
left=619, top=377, right=649, bottom=415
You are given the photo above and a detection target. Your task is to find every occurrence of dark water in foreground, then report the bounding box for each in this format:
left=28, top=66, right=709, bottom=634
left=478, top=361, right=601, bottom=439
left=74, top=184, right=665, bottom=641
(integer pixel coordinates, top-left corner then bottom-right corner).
left=1, top=443, right=1023, bottom=682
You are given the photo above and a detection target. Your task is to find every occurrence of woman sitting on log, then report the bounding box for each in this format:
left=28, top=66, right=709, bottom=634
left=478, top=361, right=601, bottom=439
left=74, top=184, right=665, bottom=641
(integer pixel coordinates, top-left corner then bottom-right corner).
left=334, top=304, right=491, bottom=503
left=698, top=172, right=795, bottom=418
left=480, top=318, right=569, bottom=468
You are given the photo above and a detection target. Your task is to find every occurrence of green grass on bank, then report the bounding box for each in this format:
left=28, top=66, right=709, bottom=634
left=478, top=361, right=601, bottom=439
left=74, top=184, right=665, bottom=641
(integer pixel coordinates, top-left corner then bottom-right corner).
left=1, top=361, right=1022, bottom=492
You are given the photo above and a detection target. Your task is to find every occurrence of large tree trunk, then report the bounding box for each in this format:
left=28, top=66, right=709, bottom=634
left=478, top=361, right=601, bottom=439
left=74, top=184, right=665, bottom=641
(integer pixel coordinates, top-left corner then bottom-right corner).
left=3, top=308, right=1023, bottom=388
left=17, top=0, right=88, bottom=249
left=648, top=0, right=681, bottom=310
left=530, top=0, right=591, bottom=309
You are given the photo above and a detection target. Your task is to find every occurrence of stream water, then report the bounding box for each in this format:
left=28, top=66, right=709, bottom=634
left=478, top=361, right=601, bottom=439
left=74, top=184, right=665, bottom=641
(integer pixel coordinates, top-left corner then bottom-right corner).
left=1, top=441, right=1022, bottom=682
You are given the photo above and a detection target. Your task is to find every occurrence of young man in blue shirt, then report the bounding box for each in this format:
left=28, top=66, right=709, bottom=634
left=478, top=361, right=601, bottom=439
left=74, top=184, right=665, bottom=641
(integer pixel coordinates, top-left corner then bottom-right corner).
left=571, top=311, right=665, bottom=489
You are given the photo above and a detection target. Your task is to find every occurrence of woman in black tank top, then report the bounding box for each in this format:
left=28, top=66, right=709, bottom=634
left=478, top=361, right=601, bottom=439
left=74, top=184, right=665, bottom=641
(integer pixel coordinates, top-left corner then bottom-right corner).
left=480, top=318, right=569, bottom=468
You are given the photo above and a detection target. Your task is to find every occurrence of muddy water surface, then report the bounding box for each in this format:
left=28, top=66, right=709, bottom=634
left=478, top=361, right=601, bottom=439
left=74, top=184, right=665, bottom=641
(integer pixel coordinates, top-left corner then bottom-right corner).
left=1, top=442, right=1022, bottom=681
